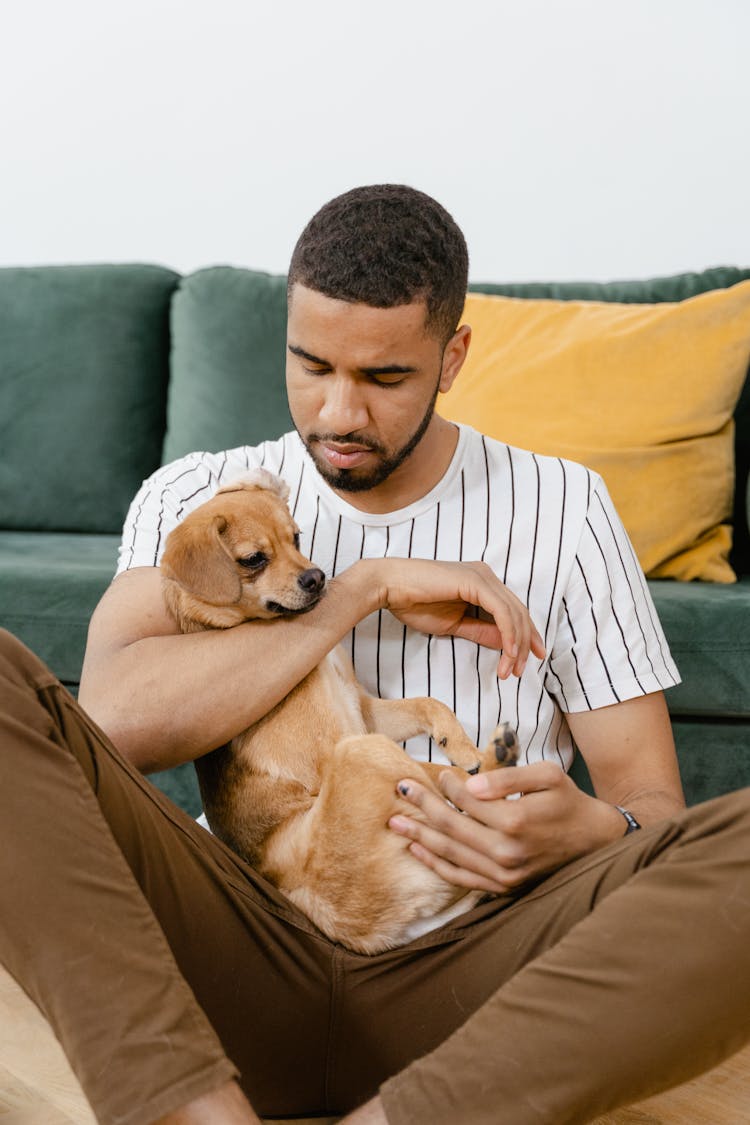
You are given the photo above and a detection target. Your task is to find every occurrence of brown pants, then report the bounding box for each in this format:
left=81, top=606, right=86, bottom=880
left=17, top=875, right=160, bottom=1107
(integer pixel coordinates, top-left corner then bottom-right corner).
left=1, top=628, right=749, bottom=1125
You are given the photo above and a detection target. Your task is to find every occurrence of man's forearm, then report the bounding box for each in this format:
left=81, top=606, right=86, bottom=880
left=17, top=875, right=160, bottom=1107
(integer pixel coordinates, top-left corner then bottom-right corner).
left=80, top=564, right=380, bottom=772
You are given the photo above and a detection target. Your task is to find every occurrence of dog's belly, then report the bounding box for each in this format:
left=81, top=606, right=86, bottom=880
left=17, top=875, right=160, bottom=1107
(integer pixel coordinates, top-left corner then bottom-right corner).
left=260, top=733, right=479, bottom=953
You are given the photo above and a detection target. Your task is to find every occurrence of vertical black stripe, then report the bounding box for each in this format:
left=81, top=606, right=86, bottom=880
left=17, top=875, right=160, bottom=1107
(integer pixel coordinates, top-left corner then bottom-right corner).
left=545, top=658, right=570, bottom=712
left=400, top=518, right=416, bottom=746
left=480, top=435, right=491, bottom=563
left=426, top=634, right=433, bottom=761
left=309, top=495, right=321, bottom=560
left=352, top=524, right=366, bottom=667
left=542, top=459, right=567, bottom=643
left=450, top=636, right=457, bottom=714
left=330, top=515, right=343, bottom=577
left=525, top=455, right=541, bottom=606
left=529, top=458, right=568, bottom=759
left=478, top=438, right=492, bottom=742
left=157, top=465, right=213, bottom=560
left=562, top=596, right=591, bottom=708
left=126, top=488, right=151, bottom=568
left=426, top=505, right=442, bottom=759
left=375, top=526, right=390, bottom=698
left=574, top=557, right=622, bottom=704
left=584, top=516, right=646, bottom=693
left=592, top=489, right=667, bottom=686
left=502, top=444, right=515, bottom=584
left=291, top=462, right=305, bottom=519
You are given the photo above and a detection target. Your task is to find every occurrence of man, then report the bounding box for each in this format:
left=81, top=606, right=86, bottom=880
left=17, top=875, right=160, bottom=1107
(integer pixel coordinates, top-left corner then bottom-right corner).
left=1, top=185, right=748, bottom=1125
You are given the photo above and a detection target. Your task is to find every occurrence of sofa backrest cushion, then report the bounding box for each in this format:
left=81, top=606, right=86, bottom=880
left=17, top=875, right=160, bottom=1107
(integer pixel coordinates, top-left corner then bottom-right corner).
left=164, top=267, right=291, bottom=463
left=0, top=263, right=178, bottom=533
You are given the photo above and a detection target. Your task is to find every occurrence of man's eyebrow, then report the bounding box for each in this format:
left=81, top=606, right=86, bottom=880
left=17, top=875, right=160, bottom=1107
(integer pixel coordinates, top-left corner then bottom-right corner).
left=360, top=363, right=416, bottom=376
left=288, top=344, right=416, bottom=377
left=288, top=344, right=329, bottom=366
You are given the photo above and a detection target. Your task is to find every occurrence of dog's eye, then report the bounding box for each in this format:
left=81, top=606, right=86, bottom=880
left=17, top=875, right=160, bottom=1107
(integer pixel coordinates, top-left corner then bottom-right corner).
left=238, top=552, right=267, bottom=571
left=293, top=532, right=301, bottom=549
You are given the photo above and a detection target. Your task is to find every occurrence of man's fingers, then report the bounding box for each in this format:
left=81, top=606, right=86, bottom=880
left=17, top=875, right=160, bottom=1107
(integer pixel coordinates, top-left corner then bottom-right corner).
left=389, top=811, right=521, bottom=891
left=406, top=841, right=511, bottom=894
left=462, top=761, right=565, bottom=801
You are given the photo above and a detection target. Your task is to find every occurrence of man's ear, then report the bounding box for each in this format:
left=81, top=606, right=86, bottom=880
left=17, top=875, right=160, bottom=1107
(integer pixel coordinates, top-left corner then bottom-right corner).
left=439, top=324, right=471, bottom=394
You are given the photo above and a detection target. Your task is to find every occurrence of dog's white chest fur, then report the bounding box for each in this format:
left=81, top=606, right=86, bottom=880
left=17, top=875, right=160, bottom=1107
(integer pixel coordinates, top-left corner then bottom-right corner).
left=320, top=647, right=369, bottom=736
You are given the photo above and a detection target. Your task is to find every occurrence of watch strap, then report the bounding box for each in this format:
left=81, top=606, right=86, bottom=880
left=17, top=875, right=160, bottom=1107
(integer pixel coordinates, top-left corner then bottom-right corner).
left=615, top=805, right=641, bottom=835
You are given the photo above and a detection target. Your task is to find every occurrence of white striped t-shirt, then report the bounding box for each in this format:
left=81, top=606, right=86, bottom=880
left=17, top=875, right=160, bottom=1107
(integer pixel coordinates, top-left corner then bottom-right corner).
left=117, top=425, right=680, bottom=770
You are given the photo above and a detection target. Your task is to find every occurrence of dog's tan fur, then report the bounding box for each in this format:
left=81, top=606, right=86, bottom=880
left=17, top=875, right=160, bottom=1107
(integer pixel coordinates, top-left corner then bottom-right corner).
left=161, top=470, right=517, bottom=953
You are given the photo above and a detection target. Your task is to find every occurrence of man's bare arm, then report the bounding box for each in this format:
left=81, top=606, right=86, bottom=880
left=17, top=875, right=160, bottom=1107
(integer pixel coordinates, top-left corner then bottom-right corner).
left=79, top=558, right=544, bottom=773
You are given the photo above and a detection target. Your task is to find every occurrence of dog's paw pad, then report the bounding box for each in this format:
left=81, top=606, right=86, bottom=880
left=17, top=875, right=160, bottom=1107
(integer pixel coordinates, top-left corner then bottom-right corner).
left=491, top=723, right=519, bottom=767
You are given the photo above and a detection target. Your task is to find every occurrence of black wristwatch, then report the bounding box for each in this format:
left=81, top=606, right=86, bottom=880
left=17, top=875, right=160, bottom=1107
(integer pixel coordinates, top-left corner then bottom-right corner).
left=615, top=806, right=642, bottom=835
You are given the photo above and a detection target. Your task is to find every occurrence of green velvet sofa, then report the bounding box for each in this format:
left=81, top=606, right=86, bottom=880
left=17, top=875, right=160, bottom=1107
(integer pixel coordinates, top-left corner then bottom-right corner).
left=2, top=263, right=750, bottom=814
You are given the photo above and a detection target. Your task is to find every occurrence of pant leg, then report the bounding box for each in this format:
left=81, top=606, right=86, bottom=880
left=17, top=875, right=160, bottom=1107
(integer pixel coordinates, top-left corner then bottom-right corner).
left=0, top=630, right=336, bottom=1125
left=370, top=789, right=750, bottom=1125
left=6, top=626, right=749, bottom=1124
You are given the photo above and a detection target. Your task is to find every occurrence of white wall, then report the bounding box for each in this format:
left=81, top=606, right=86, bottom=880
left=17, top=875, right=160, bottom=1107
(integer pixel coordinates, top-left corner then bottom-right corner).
left=1, top=0, right=748, bottom=282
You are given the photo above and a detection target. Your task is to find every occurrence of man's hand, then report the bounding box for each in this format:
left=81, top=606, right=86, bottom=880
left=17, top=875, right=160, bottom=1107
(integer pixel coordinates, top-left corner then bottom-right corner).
left=369, top=557, right=546, bottom=680
left=389, top=763, right=624, bottom=893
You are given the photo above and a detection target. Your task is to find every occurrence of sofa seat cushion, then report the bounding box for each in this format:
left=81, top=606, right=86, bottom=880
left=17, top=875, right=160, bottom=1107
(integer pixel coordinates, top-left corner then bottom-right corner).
left=0, top=532, right=119, bottom=685
left=649, top=576, right=750, bottom=718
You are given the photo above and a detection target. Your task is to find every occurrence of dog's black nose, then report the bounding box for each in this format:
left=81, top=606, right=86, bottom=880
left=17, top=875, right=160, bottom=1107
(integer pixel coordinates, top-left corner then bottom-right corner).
left=298, top=567, right=326, bottom=594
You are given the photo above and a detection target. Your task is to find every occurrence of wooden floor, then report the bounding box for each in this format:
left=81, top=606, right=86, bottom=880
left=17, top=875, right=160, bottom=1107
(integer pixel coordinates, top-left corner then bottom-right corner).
left=1, top=963, right=748, bottom=1124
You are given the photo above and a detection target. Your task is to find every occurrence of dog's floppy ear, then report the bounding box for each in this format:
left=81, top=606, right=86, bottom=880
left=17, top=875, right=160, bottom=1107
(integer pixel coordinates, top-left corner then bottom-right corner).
left=161, top=514, right=242, bottom=605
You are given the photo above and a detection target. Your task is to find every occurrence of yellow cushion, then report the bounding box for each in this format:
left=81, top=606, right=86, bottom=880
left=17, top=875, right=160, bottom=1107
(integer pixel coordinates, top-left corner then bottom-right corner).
left=438, top=281, right=750, bottom=582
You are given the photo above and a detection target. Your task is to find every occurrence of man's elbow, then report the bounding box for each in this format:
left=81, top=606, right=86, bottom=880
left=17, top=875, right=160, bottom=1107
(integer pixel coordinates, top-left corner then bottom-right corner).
left=78, top=690, right=154, bottom=772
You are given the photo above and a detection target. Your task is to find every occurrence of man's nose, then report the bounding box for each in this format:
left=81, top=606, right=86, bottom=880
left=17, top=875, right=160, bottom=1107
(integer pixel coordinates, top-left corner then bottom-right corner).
left=318, top=375, right=369, bottom=435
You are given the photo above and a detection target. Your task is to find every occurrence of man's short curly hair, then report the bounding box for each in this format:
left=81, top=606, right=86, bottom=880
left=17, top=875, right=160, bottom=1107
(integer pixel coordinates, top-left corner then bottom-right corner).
left=287, top=184, right=469, bottom=344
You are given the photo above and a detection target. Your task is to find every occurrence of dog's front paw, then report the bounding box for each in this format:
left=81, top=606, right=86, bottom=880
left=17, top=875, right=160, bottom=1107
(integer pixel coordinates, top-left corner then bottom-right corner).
left=432, top=729, right=483, bottom=773
left=479, top=722, right=520, bottom=771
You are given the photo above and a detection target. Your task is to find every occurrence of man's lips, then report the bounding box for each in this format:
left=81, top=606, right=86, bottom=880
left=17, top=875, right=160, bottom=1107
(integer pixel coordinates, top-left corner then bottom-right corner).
left=318, top=442, right=375, bottom=469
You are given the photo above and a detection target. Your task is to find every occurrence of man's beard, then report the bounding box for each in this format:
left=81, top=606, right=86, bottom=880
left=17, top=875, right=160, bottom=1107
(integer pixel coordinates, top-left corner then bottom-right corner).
left=297, top=383, right=440, bottom=494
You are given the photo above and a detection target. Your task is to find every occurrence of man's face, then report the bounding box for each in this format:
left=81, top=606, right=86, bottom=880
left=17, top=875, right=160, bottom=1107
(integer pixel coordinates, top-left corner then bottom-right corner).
left=286, top=285, right=456, bottom=500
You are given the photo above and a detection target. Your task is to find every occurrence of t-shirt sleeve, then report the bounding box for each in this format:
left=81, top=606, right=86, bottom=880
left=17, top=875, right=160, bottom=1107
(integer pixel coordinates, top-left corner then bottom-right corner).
left=115, top=451, right=262, bottom=575
left=545, top=475, right=681, bottom=712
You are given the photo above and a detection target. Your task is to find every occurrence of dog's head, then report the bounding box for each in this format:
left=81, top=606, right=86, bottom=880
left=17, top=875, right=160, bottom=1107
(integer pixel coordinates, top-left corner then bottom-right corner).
left=161, top=469, right=326, bottom=631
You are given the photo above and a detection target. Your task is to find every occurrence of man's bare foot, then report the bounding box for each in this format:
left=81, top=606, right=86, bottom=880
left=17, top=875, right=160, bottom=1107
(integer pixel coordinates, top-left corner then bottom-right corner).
left=340, top=1094, right=389, bottom=1124
left=153, top=1079, right=260, bottom=1124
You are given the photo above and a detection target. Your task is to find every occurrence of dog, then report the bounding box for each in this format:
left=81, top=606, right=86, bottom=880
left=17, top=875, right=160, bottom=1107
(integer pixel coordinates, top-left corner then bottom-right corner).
left=160, top=469, right=519, bottom=953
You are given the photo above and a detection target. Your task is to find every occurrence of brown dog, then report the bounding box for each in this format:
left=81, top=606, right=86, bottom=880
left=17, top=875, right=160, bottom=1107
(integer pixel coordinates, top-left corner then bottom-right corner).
left=161, top=469, right=518, bottom=953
